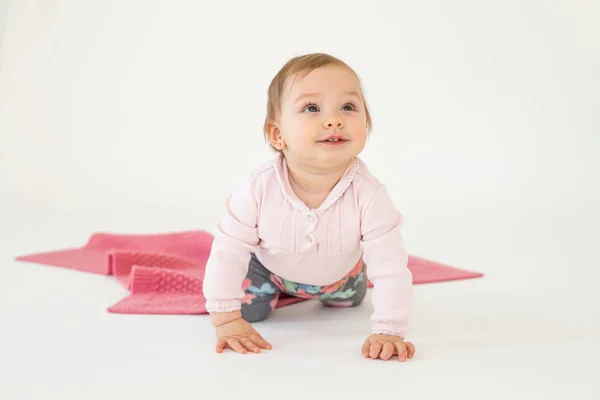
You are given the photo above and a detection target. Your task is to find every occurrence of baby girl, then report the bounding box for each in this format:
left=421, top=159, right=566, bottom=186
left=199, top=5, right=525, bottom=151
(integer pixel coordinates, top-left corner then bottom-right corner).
left=202, top=53, right=415, bottom=362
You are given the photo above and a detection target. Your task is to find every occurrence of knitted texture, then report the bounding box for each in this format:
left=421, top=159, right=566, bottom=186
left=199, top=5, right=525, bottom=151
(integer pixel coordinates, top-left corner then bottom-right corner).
left=15, top=230, right=483, bottom=315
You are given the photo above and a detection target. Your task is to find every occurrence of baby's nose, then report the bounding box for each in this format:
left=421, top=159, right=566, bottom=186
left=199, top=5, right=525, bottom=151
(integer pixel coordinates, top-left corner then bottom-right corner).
left=324, top=116, right=344, bottom=128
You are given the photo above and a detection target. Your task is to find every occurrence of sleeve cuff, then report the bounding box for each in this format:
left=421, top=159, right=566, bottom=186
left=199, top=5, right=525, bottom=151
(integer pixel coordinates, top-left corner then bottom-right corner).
left=205, top=299, right=241, bottom=313
left=372, top=321, right=407, bottom=338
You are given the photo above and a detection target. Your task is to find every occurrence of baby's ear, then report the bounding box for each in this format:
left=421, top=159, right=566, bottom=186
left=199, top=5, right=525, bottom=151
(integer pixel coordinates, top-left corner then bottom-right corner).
left=265, top=121, right=283, bottom=149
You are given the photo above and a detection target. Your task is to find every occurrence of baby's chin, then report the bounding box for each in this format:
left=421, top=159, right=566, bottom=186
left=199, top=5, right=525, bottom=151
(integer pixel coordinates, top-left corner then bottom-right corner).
left=309, top=147, right=361, bottom=167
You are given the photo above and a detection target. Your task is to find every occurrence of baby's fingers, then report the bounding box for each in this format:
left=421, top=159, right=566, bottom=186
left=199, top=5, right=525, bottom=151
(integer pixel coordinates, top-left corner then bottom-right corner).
left=394, top=341, right=407, bottom=362
left=250, top=333, right=272, bottom=350
left=216, top=338, right=244, bottom=353
left=369, top=342, right=383, bottom=359
left=240, top=337, right=261, bottom=353
left=380, top=342, right=395, bottom=360
left=362, top=339, right=370, bottom=357
left=226, top=338, right=248, bottom=354
left=216, top=338, right=228, bottom=353
left=405, top=341, right=416, bottom=358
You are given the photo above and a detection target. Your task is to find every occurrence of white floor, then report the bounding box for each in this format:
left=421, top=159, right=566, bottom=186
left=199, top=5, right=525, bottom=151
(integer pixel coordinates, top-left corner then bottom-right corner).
left=1, top=206, right=599, bottom=400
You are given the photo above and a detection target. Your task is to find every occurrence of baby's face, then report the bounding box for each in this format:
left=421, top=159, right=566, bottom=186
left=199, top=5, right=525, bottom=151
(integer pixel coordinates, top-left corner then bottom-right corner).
left=277, top=65, right=368, bottom=167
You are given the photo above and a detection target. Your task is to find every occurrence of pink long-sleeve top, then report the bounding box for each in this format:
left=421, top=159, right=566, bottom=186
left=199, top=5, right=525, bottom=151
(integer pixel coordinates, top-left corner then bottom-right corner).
left=202, top=153, right=413, bottom=337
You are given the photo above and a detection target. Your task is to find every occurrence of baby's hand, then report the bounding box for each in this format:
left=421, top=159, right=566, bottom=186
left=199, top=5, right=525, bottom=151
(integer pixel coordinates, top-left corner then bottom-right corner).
left=214, top=316, right=272, bottom=354
left=362, top=334, right=416, bottom=362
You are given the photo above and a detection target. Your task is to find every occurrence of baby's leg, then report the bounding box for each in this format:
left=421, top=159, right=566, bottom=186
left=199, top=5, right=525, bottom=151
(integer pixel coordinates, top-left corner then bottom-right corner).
left=240, top=254, right=282, bottom=323
left=319, top=260, right=368, bottom=307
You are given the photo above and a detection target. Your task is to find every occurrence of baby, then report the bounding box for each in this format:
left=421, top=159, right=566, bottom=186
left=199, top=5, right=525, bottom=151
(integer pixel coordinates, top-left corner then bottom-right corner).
left=202, top=53, right=415, bottom=362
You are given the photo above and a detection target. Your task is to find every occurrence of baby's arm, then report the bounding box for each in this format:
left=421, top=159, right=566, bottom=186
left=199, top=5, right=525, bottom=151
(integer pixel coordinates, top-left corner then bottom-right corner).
left=203, top=175, right=260, bottom=316
left=360, top=185, right=413, bottom=339
left=202, top=176, right=274, bottom=354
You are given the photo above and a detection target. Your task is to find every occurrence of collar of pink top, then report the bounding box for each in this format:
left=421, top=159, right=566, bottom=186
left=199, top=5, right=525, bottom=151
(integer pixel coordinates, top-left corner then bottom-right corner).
left=272, top=152, right=360, bottom=212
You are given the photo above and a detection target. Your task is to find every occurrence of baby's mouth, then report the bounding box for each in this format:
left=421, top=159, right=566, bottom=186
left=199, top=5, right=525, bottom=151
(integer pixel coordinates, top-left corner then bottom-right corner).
left=319, top=135, right=349, bottom=143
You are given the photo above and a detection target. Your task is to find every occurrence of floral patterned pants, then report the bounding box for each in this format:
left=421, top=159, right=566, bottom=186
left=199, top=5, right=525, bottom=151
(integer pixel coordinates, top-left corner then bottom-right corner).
left=240, top=253, right=368, bottom=323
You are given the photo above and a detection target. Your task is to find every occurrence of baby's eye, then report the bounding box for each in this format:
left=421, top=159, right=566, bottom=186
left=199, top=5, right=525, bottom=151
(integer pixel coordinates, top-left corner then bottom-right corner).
left=342, top=103, right=355, bottom=112
left=303, top=104, right=320, bottom=113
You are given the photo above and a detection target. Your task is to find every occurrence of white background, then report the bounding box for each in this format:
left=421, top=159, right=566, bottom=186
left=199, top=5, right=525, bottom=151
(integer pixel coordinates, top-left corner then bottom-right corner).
left=1, top=1, right=599, bottom=399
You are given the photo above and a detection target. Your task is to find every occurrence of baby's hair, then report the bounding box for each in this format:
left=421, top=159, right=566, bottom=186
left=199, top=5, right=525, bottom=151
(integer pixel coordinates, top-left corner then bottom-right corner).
left=264, top=53, right=372, bottom=151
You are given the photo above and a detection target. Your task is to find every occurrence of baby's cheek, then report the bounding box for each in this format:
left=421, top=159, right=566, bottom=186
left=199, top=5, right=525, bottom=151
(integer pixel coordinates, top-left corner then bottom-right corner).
left=291, top=130, right=318, bottom=149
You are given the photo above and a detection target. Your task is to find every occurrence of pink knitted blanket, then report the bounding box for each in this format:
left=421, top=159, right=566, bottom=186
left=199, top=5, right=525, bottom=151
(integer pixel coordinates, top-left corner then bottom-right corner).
left=15, top=230, right=483, bottom=315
